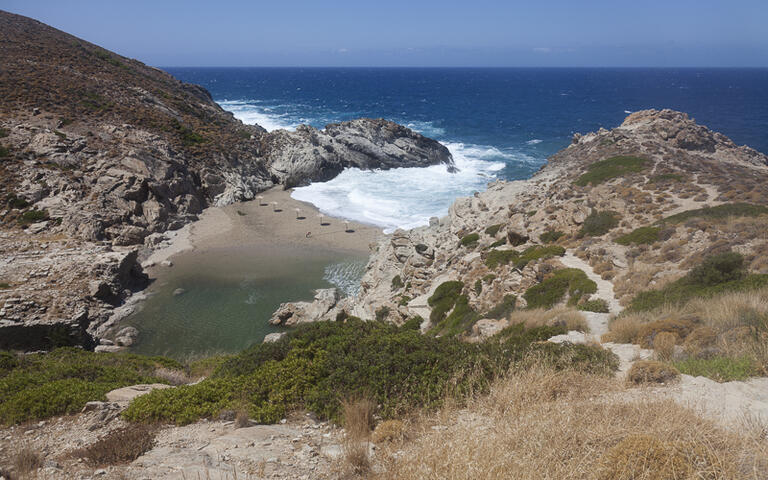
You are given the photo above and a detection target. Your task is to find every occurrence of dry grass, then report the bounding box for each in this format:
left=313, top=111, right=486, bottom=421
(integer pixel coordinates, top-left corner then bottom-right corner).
left=653, top=332, right=677, bottom=361
left=67, top=424, right=156, bottom=466
left=626, top=360, right=680, bottom=385
left=372, top=420, right=405, bottom=444
left=153, top=367, right=193, bottom=386
left=507, top=307, right=589, bottom=332
left=338, top=397, right=375, bottom=477
left=606, top=287, right=768, bottom=373
left=373, top=366, right=767, bottom=479
left=13, top=446, right=43, bottom=476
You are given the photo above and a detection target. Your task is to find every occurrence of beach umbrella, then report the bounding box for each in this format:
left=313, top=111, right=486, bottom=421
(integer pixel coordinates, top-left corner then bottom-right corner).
left=295, top=208, right=302, bottom=219
left=344, top=220, right=351, bottom=232
left=317, top=213, right=325, bottom=225
left=272, top=201, right=278, bottom=212
left=257, top=195, right=264, bottom=206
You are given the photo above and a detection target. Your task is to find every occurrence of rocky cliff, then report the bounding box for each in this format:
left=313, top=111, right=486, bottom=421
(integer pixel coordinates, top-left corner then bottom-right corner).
left=0, top=10, right=453, bottom=350
left=275, top=109, right=768, bottom=335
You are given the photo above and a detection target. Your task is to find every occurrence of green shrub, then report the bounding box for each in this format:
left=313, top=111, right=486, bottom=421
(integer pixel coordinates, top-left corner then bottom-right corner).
left=0, top=283, right=10, bottom=290
left=415, top=244, right=429, bottom=254
left=686, top=251, right=744, bottom=286
left=19, top=209, right=49, bottom=225
left=0, top=128, right=8, bottom=138
left=391, top=275, right=404, bottom=290
left=375, top=306, right=391, bottom=322
left=673, top=356, right=757, bottom=382
left=482, top=274, right=496, bottom=283
left=7, top=195, right=29, bottom=209
left=460, top=233, right=480, bottom=248
left=579, top=210, right=619, bottom=237
left=662, top=203, right=768, bottom=224
left=0, top=348, right=180, bottom=425
left=627, top=253, right=768, bottom=312
left=484, top=295, right=517, bottom=319
left=578, top=299, right=610, bottom=313
left=429, top=295, right=479, bottom=337
left=427, top=281, right=465, bottom=325
left=648, top=173, right=684, bottom=183
left=474, top=279, right=483, bottom=295
left=523, top=269, right=597, bottom=310
left=123, top=319, right=617, bottom=425
left=539, top=230, right=564, bottom=243
left=574, top=156, right=648, bottom=186
left=0, top=145, right=9, bottom=158
left=485, top=249, right=519, bottom=269
left=615, top=226, right=660, bottom=246
left=515, top=245, right=566, bottom=269
left=484, top=224, right=503, bottom=236
left=489, top=238, right=507, bottom=248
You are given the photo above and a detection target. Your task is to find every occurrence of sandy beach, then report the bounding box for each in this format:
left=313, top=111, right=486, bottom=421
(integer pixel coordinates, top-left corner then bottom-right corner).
left=147, top=187, right=384, bottom=267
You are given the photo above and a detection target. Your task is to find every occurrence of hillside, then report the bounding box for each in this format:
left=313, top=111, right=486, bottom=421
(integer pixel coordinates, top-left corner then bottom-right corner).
left=0, top=10, right=452, bottom=350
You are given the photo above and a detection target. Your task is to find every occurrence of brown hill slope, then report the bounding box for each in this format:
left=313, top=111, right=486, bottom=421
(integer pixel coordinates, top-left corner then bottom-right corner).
left=0, top=10, right=451, bottom=350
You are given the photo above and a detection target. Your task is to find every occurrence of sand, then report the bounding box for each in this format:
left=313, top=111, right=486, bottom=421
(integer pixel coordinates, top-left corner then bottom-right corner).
left=147, top=187, right=383, bottom=267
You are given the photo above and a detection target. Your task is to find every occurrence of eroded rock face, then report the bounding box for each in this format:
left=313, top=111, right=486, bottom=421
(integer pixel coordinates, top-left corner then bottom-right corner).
left=0, top=11, right=456, bottom=351
left=287, top=109, right=768, bottom=337
left=261, top=119, right=455, bottom=188
left=269, top=289, right=341, bottom=326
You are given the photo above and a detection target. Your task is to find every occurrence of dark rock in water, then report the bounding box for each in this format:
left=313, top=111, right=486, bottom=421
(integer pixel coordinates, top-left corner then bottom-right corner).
left=261, top=119, right=455, bottom=188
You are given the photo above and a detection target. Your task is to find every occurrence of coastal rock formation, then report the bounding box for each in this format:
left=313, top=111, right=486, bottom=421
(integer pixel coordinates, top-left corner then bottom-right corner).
left=0, top=10, right=453, bottom=350
left=319, top=109, right=768, bottom=331
left=262, top=119, right=454, bottom=188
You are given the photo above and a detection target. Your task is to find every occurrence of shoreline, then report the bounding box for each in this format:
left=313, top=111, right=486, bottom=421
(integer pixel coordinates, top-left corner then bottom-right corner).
left=97, top=187, right=385, bottom=347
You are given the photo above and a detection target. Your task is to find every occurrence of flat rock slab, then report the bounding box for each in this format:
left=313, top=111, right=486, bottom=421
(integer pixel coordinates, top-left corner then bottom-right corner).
left=105, top=383, right=172, bottom=403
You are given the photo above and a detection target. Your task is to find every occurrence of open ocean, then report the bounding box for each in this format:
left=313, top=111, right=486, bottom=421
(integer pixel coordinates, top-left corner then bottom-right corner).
left=167, top=67, right=768, bottom=232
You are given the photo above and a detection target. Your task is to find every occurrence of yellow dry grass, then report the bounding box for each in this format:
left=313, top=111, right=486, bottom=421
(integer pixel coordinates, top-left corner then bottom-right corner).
left=373, top=366, right=768, bottom=479
left=506, top=307, right=589, bottom=332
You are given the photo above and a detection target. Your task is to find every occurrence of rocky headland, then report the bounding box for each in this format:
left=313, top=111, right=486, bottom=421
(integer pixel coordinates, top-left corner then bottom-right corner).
left=0, top=10, right=451, bottom=350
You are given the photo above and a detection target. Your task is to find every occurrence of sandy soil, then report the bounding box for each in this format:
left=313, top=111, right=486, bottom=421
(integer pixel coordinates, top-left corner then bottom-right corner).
left=147, top=187, right=383, bottom=268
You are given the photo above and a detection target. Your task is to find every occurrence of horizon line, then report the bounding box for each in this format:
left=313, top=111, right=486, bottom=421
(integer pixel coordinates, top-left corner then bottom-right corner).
left=158, top=65, right=768, bottom=69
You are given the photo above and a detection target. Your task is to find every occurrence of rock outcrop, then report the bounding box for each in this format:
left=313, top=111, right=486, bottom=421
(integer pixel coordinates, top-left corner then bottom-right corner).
left=0, top=10, right=453, bottom=350
left=300, top=109, right=768, bottom=334
left=262, top=119, right=454, bottom=187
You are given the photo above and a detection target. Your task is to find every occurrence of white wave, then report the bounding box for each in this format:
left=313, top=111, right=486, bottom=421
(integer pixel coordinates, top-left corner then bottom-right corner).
left=403, top=120, right=446, bottom=138
left=292, top=142, right=525, bottom=233
left=219, top=100, right=300, bottom=132
left=624, top=110, right=632, bottom=114
left=323, top=260, right=368, bottom=297
left=526, top=139, right=543, bottom=145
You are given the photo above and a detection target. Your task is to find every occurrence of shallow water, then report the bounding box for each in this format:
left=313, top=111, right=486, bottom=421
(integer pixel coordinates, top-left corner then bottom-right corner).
left=125, top=244, right=366, bottom=358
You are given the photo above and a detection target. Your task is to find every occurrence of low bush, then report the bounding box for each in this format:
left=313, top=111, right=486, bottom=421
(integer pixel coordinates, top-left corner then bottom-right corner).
left=626, top=360, right=679, bottom=385
left=682, top=326, right=718, bottom=357
left=596, top=434, right=713, bottom=480
left=484, top=224, right=503, bottom=236
left=653, top=332, right=677, bottom=361
left=13, top=447, right=43, bottom=476
left=635, top=318, right=696, bottom=349
left=648, top=173, right=684, bottom=183
left=578, top=298, right=609, bottom=313
left=429, top=295, right=479, bottom=336
left=627, top=252, right=768, bottom=312
left=516, top=245, right=565, bottom=269
left=673, top=356, right=758, bottom=382
left=574, top=155, right=648, bottom=186
left=539, top=230, right=564, bottom=243
left=483, top=295, right=517, bottom=319
left=662, top=203, right=768, bottom=225
left=0, top=348, right=180, bottom=425
left=123, top=319, right=617, bottom=426
left=459, top=232, right=480, bottom=247
left=68, top=425, right=156, bottom=465
left=523, top=268, right=597, bottom=309
left=372, top=419, right=405, bottom=443
left=0, top=127, right=8, bottom=138
left=579, top=210, right=619, bottom=237
left=615, top=226, right=660, bottom=246
left=0, top=145, right=9, bottom=158
left=391, top=275, right=404, bottom=290
left=7, top=194, right=30, bottom=209
left=485, top=249, right=519, bottom=269
left=489, top=238, right=507, bottom=248
left=427, top=281, right=464, bottom=325
left=375, top=306, right=391, bottom=322
left=18, top=209, right=49, bottom=224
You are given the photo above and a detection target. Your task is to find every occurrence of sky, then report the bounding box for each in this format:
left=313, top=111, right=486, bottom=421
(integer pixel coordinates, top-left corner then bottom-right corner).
left=4, top=0, right=768, bottom=67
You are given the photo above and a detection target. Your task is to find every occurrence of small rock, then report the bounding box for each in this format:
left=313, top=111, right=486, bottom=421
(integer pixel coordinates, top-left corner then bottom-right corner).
left=173, top=288, right=186, bottom=296
left=160, top=260, right=173, bottom=267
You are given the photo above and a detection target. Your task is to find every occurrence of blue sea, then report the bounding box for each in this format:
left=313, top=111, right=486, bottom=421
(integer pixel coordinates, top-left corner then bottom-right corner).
left=168, top=67, right=768, bottom=231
